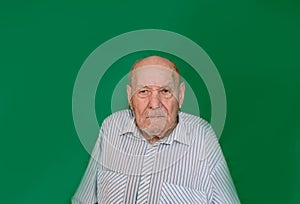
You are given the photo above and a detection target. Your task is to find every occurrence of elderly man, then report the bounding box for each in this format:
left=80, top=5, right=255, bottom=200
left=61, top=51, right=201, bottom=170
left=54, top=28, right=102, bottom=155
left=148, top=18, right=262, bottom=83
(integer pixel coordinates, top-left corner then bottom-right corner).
left=72, top=56, right=240, bottom=203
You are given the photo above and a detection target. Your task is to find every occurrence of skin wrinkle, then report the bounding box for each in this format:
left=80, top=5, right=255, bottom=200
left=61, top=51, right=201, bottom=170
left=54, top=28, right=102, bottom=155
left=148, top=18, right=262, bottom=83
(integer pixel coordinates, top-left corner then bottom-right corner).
left=129, top=66, right=180, bottom=101
left=126, top=56, right=185, bottom=144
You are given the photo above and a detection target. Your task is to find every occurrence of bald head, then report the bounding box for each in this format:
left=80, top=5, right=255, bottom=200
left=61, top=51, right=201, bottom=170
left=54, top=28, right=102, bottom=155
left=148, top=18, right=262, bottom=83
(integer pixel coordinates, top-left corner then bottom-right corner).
left=129, top=56, right=180, bottom=87
left=131, top=56, right=179, bottom=74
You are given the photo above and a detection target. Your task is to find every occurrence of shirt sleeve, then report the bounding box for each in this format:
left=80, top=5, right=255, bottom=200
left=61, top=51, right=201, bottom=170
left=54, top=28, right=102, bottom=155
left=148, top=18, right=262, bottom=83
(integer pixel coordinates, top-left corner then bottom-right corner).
left=210, top=158, right=240, bottom=203
left=72, top=128, right=103, bottom=204
left=205, top=124, right=240, bottom=204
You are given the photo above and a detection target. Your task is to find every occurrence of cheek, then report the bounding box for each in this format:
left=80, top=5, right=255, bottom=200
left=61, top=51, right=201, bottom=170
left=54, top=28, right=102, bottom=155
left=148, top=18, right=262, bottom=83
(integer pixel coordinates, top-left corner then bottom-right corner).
left=163, top=101, right=179, bottom=121
left=132, top=98, right=149, bottom=117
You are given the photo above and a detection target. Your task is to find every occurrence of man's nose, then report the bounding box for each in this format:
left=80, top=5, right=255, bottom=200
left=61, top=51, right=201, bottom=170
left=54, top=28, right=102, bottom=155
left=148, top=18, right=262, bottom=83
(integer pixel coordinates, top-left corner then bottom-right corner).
left=148, top=92, right=161, bottom=109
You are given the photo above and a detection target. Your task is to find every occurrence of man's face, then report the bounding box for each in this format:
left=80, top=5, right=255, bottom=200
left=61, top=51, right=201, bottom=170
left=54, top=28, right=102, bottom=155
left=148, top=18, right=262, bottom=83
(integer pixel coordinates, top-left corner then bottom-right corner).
left=127, top=66, right=184, bottom=139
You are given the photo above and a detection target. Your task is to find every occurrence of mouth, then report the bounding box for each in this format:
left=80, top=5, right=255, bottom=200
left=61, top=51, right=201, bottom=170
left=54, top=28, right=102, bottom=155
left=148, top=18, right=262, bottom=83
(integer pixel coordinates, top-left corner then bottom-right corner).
left=146, top=116, right=165, bottom=118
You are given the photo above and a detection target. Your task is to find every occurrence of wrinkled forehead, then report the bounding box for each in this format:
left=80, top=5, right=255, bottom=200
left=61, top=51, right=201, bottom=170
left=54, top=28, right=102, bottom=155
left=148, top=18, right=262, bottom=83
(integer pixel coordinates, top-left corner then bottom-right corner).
left=130, top=65, right=180, bottom=89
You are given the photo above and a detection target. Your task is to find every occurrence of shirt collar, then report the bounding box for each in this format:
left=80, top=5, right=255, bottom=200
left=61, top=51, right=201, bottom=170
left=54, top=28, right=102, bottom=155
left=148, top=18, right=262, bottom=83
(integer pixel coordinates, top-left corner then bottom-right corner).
left=120, top=114, right=143, bottom=139
left=160, top=116, right=190, bottom=145
left=120, top=111, right=190, bottom=146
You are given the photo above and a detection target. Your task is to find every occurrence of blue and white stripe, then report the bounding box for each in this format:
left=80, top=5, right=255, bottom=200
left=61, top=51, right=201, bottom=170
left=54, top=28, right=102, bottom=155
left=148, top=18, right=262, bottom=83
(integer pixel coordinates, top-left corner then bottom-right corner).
left=72, top=110, right=240, bottom=204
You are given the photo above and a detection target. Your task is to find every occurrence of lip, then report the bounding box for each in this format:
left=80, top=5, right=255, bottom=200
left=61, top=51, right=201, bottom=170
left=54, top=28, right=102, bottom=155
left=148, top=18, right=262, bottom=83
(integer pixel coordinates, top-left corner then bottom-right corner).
left=146, top=116, right=165, bottom=118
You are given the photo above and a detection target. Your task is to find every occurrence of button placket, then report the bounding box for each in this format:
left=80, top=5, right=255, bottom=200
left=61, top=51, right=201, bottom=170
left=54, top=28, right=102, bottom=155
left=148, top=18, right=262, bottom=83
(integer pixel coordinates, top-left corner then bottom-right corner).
left=136, top=143, right=159, bottom=203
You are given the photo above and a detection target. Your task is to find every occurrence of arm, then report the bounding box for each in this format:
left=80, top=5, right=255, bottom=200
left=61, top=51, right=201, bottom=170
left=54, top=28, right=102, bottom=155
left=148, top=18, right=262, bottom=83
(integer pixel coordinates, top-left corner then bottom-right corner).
left=210, top=157, right=240, bottom=203
left=205, top=125, right=240, bottom=204
left=72, top=128, right=103, bottom=204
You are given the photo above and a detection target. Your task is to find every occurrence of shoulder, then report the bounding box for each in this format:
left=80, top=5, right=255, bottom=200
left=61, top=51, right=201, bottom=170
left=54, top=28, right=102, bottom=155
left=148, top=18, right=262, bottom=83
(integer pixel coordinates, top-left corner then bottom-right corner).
left=179, top=112, right=214, bottom=135
left=101, top=109, right=133, bottom=133
left=179, top=112, right=219, bottom=159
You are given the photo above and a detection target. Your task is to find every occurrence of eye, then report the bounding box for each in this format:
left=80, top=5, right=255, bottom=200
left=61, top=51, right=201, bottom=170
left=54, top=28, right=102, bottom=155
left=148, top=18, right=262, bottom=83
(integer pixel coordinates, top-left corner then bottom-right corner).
left=137, top=89, right=150, bottom=97
left=139, top=89, right=148, bottom=94
left=159, top=88, right=172, bottom=98
left=162, top=89, right=169, bottom=93
left=160, top=88, right=170, bottom=93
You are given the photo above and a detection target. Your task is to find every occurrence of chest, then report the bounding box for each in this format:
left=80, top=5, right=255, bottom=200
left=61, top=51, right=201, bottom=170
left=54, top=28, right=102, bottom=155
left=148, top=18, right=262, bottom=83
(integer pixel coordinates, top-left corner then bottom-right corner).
left=97, top=143, right=212, bottom=203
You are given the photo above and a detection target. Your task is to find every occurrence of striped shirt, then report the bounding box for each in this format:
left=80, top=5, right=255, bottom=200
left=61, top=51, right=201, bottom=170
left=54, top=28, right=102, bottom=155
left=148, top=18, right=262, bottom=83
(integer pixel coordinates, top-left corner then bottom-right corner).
left=72, top=110, right=240, bottom=204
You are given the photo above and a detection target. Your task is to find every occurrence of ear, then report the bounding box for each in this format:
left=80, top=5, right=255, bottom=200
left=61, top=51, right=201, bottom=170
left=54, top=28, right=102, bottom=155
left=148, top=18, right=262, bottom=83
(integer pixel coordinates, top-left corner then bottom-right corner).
left=126, top=85, right=133, bottom=109
left=179, top=82, right=185, bottom=108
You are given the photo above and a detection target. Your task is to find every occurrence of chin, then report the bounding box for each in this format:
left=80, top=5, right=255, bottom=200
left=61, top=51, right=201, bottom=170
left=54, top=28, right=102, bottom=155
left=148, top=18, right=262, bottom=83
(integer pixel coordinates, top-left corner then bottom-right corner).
left=143, top=127, right=164, bottom=136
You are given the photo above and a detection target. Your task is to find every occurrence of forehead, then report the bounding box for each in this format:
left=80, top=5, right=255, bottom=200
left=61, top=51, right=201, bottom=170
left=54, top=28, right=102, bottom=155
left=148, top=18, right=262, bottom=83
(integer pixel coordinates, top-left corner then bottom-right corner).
left=131, top=65, right=179, bottom=87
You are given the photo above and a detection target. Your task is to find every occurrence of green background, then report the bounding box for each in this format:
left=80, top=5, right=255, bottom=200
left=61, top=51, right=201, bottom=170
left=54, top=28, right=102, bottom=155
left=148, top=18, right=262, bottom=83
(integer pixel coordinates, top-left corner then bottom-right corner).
left=1, top=0, right=299, bottom=203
